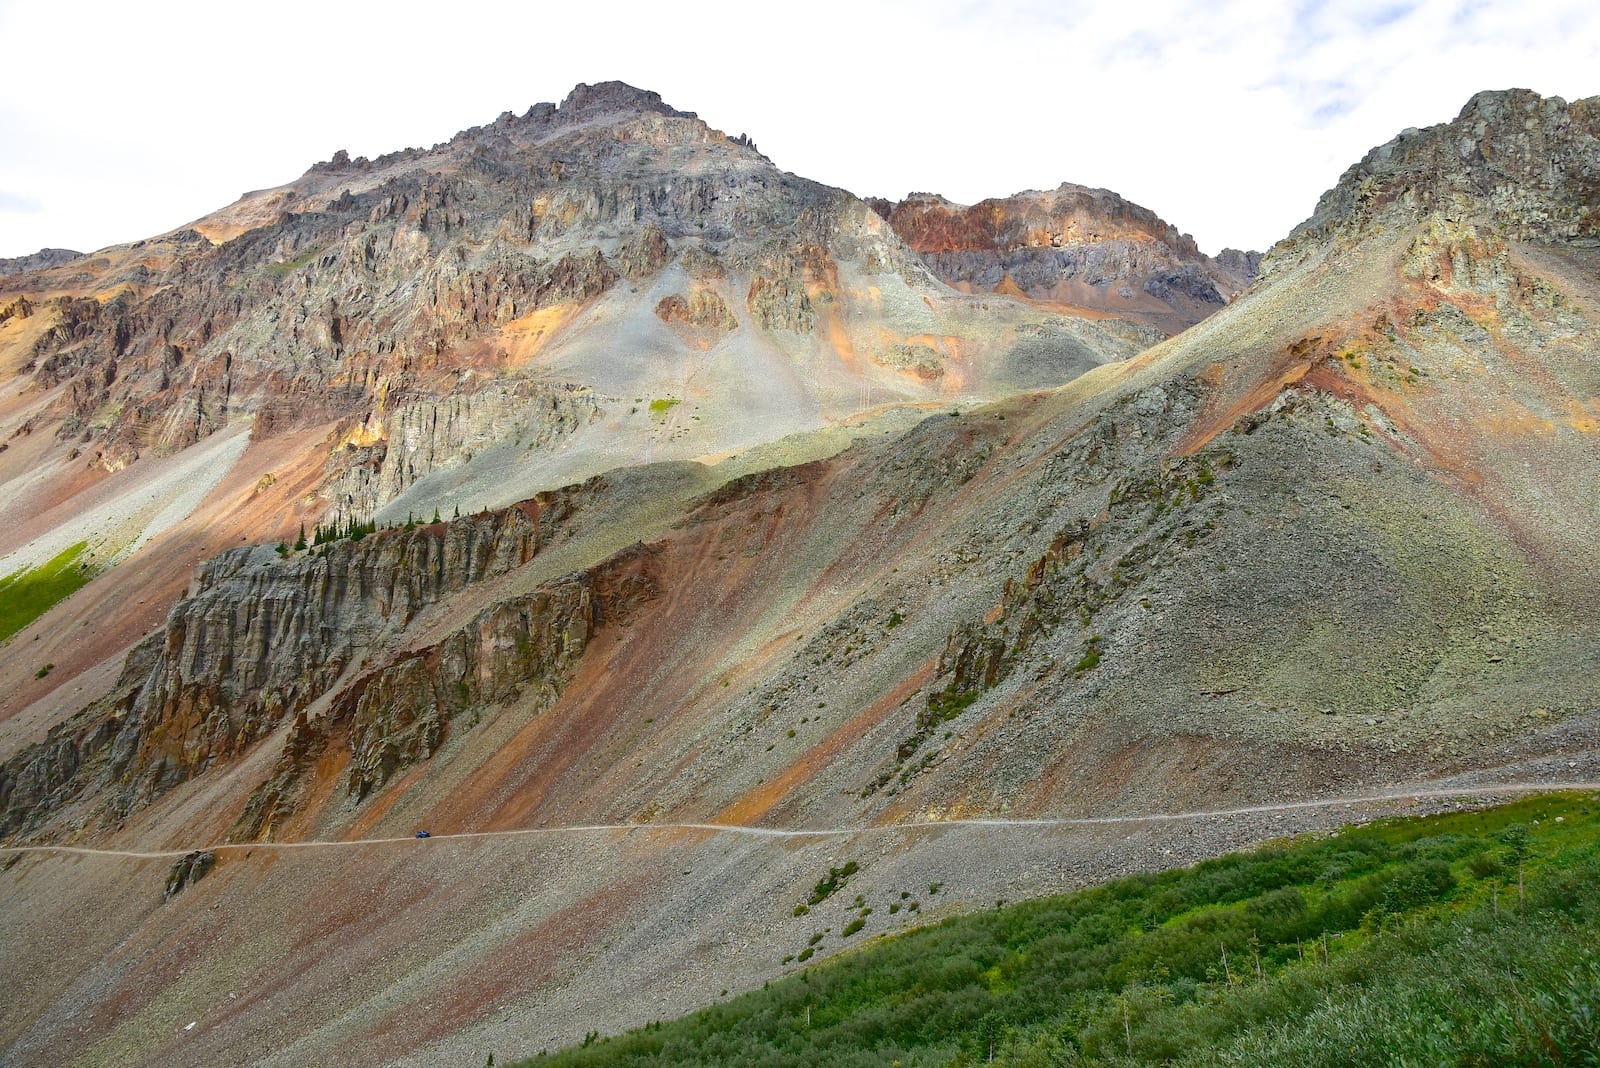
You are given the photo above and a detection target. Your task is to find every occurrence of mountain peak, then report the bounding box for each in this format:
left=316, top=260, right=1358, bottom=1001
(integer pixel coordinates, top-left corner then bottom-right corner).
left=1281, top=87, right=1600, bottom=254
left=555, top=80, right=694, bottom=123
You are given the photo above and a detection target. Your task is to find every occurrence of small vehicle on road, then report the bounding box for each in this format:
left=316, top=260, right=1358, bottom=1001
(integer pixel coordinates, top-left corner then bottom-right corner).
left=414, top=830, right=431, bottom=839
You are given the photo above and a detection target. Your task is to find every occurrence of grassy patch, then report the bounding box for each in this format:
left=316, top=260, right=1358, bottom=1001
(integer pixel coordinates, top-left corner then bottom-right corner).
left=516, top=793, right=1600, bottom=1067
left=266, top=246, right=323, bottom=277
left=0, top=542, right=94, bottom=643
left=648, top=397, right=682, bottom=417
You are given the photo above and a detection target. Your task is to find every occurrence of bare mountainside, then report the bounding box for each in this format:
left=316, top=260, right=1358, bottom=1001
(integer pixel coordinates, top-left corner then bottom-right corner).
left=0, top=81, right=1177, bottom=767
left=2, top=88, right=1599, bottom=1067
left=0, top=80, right=1153, bottom=520
left=0, top=82, right=1169, bottom=749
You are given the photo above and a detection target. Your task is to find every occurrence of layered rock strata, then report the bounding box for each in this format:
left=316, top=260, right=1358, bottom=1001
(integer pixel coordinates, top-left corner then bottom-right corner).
left=875, top=185, right=1259, bottom=334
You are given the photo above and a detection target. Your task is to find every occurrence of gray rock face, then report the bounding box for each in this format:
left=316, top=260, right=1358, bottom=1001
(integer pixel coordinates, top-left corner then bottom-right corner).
left=1274, top=88, right=1600, bottom=265
left=0, top=500, right=563, bottom=838
left=232, top=541, right=660, bottom=838
left=1215, top=248, right=1262, bottom=280
left=1, top=82, right=1144, bottom=490
left=323, top=381, right=601, bottom=525
left=163, top=850, right=215, bottom=899
left=0, top=248, right=83, bottom=277
left=0, top=86, right=830, bottom=472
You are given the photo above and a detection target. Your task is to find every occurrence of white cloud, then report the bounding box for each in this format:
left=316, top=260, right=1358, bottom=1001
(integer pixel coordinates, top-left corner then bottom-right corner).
left=0, top=191, right=42, bottom=213
left=0, top=0, right=1594, bottom=257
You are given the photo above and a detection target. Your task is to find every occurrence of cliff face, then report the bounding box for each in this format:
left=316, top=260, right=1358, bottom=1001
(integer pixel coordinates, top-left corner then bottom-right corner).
left=876, top=184, right=1258, bottom=335
left=0, top=498, right=573, bottom=837
left=233, top=540, right=659, bottom=838
left=323, top=381, right=600, bottom=525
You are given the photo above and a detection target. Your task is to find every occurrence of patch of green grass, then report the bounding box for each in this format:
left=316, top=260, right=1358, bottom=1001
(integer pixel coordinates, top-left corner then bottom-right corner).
left=517, top=793, right=1600, bottom=1068
left=1075, top=633, right=1104, bottom=673
left=924, top=687, right=978, bottom=723
left=648, top=397, right=682, bottom=417
left=0, top=542, right=95, bottom=643
left=266, top=246, right=323, bottom=277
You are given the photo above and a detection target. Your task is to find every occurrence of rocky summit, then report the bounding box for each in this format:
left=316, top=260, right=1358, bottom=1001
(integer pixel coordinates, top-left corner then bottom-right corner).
left=1, top=85, right=1598, bottom=1068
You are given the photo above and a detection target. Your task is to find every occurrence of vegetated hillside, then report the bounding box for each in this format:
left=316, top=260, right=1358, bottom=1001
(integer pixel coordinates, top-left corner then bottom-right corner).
left=518, top=792, right=1600, bottom=1067
left=0, top=88, right=1598, bottom=1068
left=874, top=186, right=1259, bottom=336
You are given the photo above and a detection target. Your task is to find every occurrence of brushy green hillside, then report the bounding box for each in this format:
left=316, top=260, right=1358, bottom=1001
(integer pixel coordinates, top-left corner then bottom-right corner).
left=0, top=542, right=93, bottom=643
left=517, top=794, right=1600, bottom=1066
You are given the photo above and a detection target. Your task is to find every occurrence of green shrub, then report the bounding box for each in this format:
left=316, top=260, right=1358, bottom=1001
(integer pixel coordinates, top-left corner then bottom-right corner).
left=807, top=861, right=859, bottom=906
left=516, top=794, right=1600, bottom=1068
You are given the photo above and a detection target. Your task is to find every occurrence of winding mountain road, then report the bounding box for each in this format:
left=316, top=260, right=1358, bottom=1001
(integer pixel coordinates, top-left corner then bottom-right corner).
left=3, top=780, right=1594, bottom=862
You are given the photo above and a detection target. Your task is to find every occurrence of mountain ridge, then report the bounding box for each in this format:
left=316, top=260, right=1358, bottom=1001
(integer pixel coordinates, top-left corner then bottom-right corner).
left=870, top=184, right=1257, bottom=336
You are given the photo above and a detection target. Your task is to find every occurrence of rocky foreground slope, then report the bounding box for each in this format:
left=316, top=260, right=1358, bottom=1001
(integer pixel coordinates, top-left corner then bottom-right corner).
left=1, top=88, right=1598, bottom=1067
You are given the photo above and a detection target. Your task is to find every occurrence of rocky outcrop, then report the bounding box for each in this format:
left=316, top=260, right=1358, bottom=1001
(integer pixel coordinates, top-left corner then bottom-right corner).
left=323, top=381, right=600, bottom=524
left=885, top=185, right=1203, bottom=257
left=881, top=187, right=1254, bottom=333
left=0, top=497, right=585, bottom=839
left=1276, top=89, right=1600, bottom=262
left=163, top=850, right=216, bottom=900
left=0, top=248, right=83, bottom=278
left=745, top=242, right=836, bottom=333
left=1215, top=248, right=1262, bottom=281
left=616, top=224, right=672, bottom=279
left=551, top=81, right=694, bottom=125
left=654, top=289, right=738, bottom=333
left=0, top=295, right=32, bottom=324
left=232, top=541, right=660, bottom=838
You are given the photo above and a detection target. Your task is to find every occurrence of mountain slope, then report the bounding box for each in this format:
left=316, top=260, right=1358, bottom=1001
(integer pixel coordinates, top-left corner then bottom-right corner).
left=2, top=87, right=1598, bottom=1067
left=0, top=81, right=1166, bottom=762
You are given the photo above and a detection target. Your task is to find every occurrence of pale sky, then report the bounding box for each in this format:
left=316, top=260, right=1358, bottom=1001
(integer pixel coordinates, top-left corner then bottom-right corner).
left=1, top=0, right=1596, bottom=260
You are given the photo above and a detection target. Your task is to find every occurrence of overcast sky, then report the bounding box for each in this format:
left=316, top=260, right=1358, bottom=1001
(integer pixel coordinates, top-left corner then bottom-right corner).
left=1, top=0, right=1596, bottom=260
